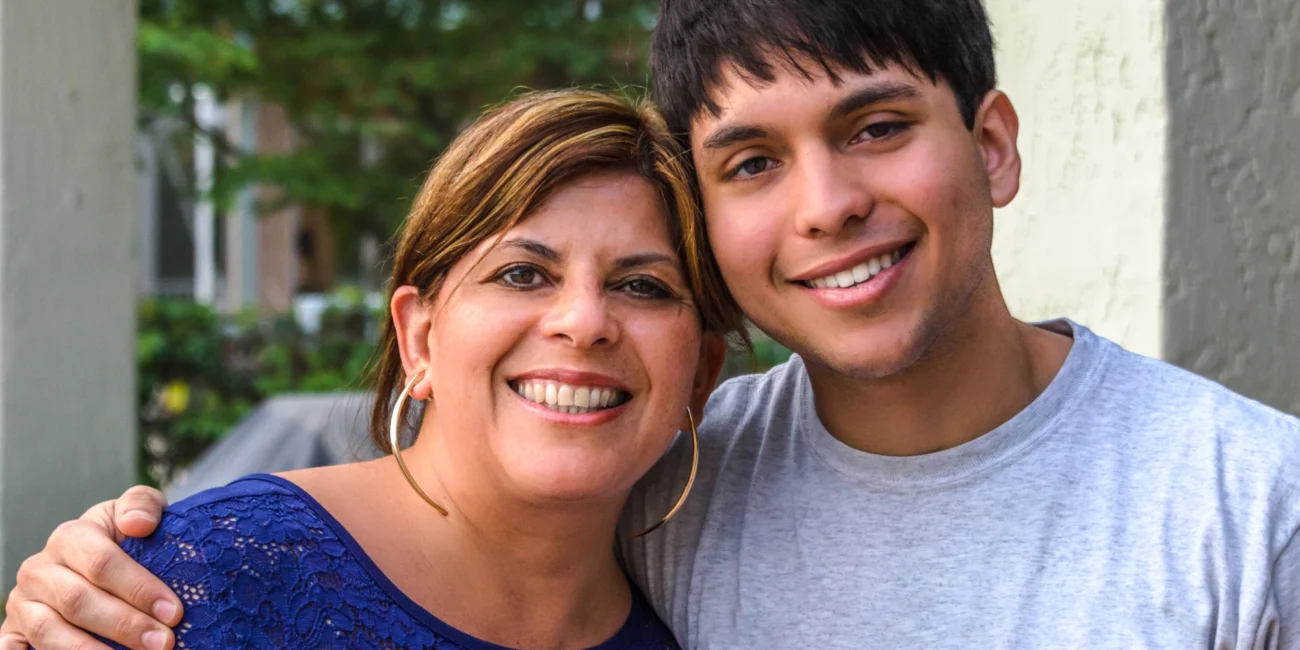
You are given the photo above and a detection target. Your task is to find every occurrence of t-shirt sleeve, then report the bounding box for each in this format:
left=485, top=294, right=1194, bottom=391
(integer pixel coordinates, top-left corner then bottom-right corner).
left=1271, top=526, right=1300, bottom=648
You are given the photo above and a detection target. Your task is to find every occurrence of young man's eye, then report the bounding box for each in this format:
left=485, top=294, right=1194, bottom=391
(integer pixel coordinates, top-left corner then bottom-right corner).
left=728, top=156, right=778, bottom=180
left=853, top=121, right=908, bottom=143
left=617, top=276, right=672, bottom=299
left=495, top=264, right=547, bottom=289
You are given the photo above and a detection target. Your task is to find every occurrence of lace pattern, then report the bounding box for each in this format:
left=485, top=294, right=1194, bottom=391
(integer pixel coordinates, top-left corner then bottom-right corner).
left=100, top=476, right=678, bottom=650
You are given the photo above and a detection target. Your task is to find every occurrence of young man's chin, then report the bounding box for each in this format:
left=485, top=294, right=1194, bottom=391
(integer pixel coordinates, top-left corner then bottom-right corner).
left=790, top=318, right=937, bottom=383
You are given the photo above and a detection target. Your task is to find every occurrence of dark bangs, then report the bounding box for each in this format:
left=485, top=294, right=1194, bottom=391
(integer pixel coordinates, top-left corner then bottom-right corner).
left=651, top=0, right=997, bottom=140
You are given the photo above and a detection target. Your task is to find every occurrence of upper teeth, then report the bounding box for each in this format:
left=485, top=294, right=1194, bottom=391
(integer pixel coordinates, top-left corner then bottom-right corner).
left=809, top=249, right=904, bottom=289
left=512, top=380, right=629, bottom=415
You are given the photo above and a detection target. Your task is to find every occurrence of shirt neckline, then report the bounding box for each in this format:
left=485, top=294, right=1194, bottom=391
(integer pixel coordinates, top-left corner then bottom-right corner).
left=801, top=319, right=1110, bottom=491
left=234, top=473, right=656, bottom=650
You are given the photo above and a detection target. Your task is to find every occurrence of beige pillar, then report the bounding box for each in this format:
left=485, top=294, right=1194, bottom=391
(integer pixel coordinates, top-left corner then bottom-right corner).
left=0, top=0, right=138, bottom=590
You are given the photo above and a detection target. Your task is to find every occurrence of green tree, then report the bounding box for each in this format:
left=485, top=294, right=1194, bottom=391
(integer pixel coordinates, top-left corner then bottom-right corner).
left=139, top=0, right=659, bottom=244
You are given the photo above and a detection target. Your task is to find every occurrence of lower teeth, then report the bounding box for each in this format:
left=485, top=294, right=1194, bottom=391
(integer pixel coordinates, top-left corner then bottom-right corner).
left=536, top=403, right=606, bottom=414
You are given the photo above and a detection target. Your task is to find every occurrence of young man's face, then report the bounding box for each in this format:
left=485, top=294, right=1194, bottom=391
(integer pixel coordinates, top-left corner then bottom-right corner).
left=690, top=63, right=1021, bottom=380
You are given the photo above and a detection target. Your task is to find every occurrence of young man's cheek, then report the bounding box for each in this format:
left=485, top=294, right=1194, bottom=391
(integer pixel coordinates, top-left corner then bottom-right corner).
left=705, top=196, right=785, bottom=282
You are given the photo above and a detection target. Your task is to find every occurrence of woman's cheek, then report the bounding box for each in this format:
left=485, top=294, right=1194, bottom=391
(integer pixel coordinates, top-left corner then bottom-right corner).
left=628, top=312, right=705, bottom=395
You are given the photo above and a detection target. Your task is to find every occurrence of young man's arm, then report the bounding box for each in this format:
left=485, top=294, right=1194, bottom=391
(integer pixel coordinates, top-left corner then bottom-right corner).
left=0, top=487, right=179, bottom=650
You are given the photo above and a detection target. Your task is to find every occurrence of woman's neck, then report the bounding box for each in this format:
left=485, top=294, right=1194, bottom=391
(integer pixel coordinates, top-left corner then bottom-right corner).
left=280, top=449, right=634, bottom=650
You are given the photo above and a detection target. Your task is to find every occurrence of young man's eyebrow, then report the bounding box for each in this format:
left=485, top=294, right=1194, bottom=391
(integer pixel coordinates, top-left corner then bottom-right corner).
left=500, top=238, right=562, bottom=262
left=827, top=82, right=923, bottom=121
left=700, top=125, right=769, bottom=151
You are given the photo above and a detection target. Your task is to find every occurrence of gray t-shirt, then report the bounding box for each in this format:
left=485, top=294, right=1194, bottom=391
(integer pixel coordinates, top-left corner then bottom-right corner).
left=619, top=320, right=1300, bottom=649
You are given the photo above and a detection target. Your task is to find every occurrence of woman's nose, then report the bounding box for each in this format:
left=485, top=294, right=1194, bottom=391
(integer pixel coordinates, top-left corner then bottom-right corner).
left=538, top=282, right=619, bottom=349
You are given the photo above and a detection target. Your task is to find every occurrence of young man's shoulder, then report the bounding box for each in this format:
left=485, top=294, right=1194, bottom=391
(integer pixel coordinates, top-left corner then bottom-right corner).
left=1090, top=335, right=1300, bottom=494
left=1100, top=338, right=1300, bottom=441
left=697, top=355, right=809, bottom=445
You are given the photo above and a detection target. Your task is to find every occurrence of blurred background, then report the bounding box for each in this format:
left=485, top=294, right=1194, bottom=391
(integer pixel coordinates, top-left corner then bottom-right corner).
left=0, top=0, right=1295, bottom=594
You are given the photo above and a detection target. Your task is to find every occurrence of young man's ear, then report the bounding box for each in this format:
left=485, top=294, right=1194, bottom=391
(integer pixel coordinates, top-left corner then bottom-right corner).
left=973, top=90, right=1022, bottom=208
left=689, top=333, right=728, bottom=418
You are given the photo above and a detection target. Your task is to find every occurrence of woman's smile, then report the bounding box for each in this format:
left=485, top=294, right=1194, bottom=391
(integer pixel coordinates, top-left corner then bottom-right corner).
left=508, top=369, right=634, bottom=424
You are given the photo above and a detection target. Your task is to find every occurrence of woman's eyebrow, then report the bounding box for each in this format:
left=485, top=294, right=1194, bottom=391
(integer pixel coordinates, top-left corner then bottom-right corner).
left=500, top=238, right=561, bottom=262
left=613, top=252, right=678, bottom=272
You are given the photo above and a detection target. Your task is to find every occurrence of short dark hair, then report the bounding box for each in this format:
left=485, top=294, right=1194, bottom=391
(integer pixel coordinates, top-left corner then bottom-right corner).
left=651, top=0, right=997, bottom=139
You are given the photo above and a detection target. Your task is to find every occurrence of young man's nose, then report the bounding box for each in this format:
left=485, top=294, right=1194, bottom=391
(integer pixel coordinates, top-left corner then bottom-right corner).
left=791, top=149, right=874, bottom=238
left=538, top=282, right=619, bottom=349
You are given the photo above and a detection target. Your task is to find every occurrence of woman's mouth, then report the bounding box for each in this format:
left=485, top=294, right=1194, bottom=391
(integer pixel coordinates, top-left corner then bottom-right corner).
left=509, top=380, right=631, bottom=415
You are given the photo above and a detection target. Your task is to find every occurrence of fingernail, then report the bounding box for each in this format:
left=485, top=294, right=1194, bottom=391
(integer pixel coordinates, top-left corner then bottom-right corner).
left=153, top=599, right=176, bottom=622
left=143, top=629, right=167, bottom=650
left=127, top=510, right=159, bottom=524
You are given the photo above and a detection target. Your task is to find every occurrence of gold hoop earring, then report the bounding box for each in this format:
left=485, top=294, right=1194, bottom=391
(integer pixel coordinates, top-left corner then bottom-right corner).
left=632, top=408, right=699, bottom=538
left=390, top=369, right=449, bottom=516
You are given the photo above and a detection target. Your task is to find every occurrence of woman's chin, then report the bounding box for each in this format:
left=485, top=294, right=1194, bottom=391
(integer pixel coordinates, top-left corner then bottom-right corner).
left=503, top=452, right=641, bottom=504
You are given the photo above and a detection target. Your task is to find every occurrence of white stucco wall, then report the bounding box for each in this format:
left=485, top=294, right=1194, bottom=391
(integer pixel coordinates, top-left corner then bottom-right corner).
left=1164, top=0, right=1300, bottom=416
left=986, top=0, right=1168, bottom=357
left=0, top=1, right=137, bottom=590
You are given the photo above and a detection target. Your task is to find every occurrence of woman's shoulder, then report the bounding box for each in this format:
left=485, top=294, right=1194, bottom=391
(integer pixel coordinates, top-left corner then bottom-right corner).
left=136, top=474, right=327, bottom=559
left=120, top=474, right=410, bottom=647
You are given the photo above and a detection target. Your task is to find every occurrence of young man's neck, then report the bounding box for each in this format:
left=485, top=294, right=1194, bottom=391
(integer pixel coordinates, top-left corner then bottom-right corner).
left=805, top=278, right=1072, bottom=457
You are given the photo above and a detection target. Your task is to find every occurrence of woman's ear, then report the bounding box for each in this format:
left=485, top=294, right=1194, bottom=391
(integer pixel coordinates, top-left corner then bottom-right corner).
left=392, top=285, right=435, bottom=400
left=688, top=333, right=727, bottom=417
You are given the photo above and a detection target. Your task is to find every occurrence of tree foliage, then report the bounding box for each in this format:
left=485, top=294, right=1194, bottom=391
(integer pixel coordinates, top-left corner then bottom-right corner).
left=139, top=0, right=659, bottom=243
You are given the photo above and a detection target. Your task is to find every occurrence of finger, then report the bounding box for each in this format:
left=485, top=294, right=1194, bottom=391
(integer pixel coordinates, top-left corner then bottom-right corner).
left=19, top=563, right=174, bottom=650
left=0, top=600, right=29, bottom=649
left=111, top=486, right=167, bottom=540
left=36, top=521, right=182, bottom=627
left=13, top=600, right=113, bottom=650
left=2, top=585, right=26, bottom=634
left=0, top=633, right=30, bottom=650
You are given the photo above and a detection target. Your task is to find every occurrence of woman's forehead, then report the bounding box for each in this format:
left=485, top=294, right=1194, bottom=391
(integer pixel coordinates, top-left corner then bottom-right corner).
left=504, top=172, right=678, bottom=257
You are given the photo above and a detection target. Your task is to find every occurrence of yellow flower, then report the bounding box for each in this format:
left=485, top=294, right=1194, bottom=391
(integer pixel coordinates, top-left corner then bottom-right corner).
left=160, top=380, right=190, bottom=414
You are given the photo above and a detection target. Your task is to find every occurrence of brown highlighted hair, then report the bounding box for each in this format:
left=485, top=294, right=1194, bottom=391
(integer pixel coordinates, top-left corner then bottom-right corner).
left=369, top=89, right=746, bottom=452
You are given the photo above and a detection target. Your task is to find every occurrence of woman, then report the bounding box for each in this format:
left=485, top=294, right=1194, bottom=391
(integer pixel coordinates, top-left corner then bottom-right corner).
left=7, top=89, right=743, bottom=649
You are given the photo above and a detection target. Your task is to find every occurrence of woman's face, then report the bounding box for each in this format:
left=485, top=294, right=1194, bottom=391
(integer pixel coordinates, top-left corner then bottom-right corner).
left=395, top=171, right=720, bottom=508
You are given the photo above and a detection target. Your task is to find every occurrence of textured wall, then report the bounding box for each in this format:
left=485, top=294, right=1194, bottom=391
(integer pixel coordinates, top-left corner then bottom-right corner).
left=1164, top=0, right=1300, bottom=415
left=986, top=0, right=1168, bottom=356
left=0, top=0, right=137, bottom=590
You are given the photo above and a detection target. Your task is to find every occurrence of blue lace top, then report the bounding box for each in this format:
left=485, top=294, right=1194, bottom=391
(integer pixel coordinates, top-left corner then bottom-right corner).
left=105, top=474, right=680, bottom=650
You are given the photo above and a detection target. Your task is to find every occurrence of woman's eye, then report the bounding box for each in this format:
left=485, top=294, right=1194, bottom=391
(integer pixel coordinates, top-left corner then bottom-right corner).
left=497, top=265, right=546, bottom=288
left=729, top=156, right=777, bottom=180
left=618, top=277, right=671, bottom=299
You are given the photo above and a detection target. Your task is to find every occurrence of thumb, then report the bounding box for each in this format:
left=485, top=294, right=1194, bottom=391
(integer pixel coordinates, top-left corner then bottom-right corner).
left=108, top=485, right=168, bottom=541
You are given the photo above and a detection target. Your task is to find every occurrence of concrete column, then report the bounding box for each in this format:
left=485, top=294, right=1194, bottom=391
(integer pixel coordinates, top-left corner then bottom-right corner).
left=1163, top=0, right=1300, bottom=416
left=987, top=0, right=1300, bottom=415
left=0, top=0, right=137, bottom=591
left=224, top=96, right=260, bottom=312
left=257, top=104, right=299, bottom=313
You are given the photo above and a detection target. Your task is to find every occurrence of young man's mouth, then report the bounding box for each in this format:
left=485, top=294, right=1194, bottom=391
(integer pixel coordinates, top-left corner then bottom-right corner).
left=509, top=380, right=632, bottom=416
left=799, top=242, right=917, bottom=290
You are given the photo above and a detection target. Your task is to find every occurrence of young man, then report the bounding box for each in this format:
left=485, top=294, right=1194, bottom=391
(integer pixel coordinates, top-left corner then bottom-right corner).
left=4, top=1, right=1297, bottom=648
